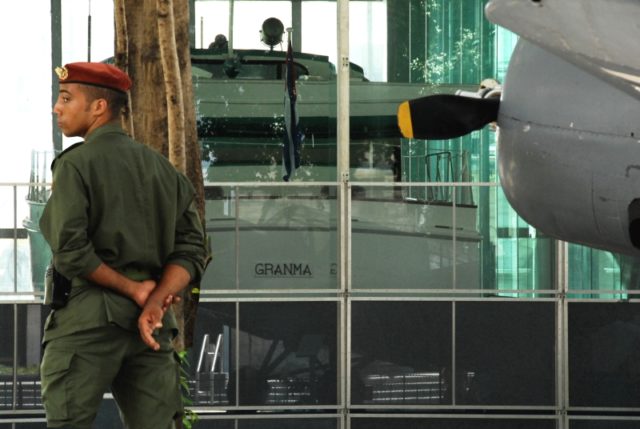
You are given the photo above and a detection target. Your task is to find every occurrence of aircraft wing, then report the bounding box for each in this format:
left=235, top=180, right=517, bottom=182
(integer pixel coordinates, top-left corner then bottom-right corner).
left=485, top=0, right=640, bottom=100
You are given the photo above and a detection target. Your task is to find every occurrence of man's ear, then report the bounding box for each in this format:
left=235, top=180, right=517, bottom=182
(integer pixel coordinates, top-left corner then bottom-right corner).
left=92, top=98, right=110, bottom=116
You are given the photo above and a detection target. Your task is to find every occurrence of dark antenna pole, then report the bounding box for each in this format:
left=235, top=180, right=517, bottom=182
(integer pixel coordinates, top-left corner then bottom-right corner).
left=87, top=0, right=92, bottom=61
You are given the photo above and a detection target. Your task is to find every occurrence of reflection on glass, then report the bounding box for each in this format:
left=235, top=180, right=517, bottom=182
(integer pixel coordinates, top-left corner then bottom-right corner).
left=351, top=185, right=474, bottom=290
left=569, top=303, right=640, bottom=408
left=202, top=185, right=337, bottom=290
left=344, top=1, right=387, bottom=82
left=192, top=420, right=235, bottom=429
left=194, top=0, right=339, bottom=183
left=24, top=154, right=55, bottom=295
left=456, top=302, right=555, bottom=406
left=236, top=187, right=336, bottom=290
left=455, top=239, right=481, bottom=290
left=402, top=139, right=482, bottom=192
left=423, top=0, right=498, bottom=85
left=0, top=305, right=48, bottom=410
left=494, top=187, right=555, bottom=294
left=403, top=0, right=503, bottom=220
left=12, top=305, right=47, bottom=410
left=569, top=245, right=637, bottom=297
left=238, top=302, right=337, bottom=405
left=0, top=304, right=49, bottom=409
left=0, top=423, right=48, bottom=429
left=402, top=144, right=485, bottom=291
left=569, top=420, right=640, bottom=429
left=351, top=302, right=452, bottom=405
left=0, top=240, right=32, bottom=295
left=350, top=417, right=556, bottom=429
left=187, top=302, right=236, bottom=406
left=1, top=184, right=39, bottom=295
left=201, top=185, right=237, bottom=290
left=0, top=187, right=16, bottom=230
left=239, top=419, right=338, bottom=429
left=0, top=305, right=15, bottom=410
left=457, top=185, right=484, bottom=291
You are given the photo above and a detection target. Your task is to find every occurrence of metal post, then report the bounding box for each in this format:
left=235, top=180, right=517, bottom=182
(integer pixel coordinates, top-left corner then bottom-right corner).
left=556, top=239, right=569, bottom=429
left=408, top=0, right=412, bottom=82
left=12, top=185, right=18, bottom=409
left=13, top=185, right=17, bottom=294
left=51, top=0, right=62, bottom=152
left=337, top=0, right=350, bottom=283
left=292, top=0, right=302, bottom=51
left=13, top=304, right=18, bottom=410
left=235, top=301, right=240, bottom=409
left=337, top=1, right=350, bottom=427
left=189, top=0, right=196, bottom=48
left=200, top=16, right=204, bottom=48
left=451, top=301, right=456, bottom=406
left=234, top=186, right=240, bottom=290
left=228, top=0, right=234, bottom=54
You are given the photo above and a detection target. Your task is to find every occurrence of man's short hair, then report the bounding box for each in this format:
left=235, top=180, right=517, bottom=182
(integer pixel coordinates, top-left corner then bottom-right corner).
left=83, top=85, right=128, bottom=118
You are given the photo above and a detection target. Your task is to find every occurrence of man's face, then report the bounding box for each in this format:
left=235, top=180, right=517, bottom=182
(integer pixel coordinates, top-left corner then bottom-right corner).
left=53, top=83, right=97, bottom=138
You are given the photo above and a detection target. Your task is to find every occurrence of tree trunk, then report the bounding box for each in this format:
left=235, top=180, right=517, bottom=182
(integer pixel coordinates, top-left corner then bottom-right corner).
left=157, top=0, right=186, bottom=173
left=116, top=1, right=166, bottom=153
left=174, top=0, right=206, bottom=221
left=113, top=0, right=134, bottom=137
left=173, top=0, right=207, bottom=351
left=114, top=0, right=205, bottom=351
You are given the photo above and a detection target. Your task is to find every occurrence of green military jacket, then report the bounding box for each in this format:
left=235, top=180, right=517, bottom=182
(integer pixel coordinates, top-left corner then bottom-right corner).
left=39, top=123, right=207, bottom=343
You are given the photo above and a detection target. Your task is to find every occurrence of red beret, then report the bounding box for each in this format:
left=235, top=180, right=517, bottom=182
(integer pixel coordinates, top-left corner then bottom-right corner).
left=55, top=62, right=132, bottom=93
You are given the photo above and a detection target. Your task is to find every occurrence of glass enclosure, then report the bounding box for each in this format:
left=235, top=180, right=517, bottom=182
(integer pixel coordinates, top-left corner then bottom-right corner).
left=1, top=0, right=638, bottom=428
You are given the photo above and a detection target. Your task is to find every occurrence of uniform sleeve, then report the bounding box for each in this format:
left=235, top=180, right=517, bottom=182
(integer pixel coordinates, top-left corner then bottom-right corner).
left=165, top=175, right=208, bottom=283
left=39, top=158, right=102, bottom=279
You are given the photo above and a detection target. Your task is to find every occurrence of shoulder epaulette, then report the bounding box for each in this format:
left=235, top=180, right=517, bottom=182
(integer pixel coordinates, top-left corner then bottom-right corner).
left=51, top=142, right=84, bottom=171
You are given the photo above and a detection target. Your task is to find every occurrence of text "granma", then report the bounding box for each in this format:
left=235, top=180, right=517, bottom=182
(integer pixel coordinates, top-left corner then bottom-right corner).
left=254, top=263, right=312, bottom=277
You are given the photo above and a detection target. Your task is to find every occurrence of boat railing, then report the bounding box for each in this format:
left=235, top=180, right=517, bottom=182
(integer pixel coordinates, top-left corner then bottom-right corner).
left=425, top=150, right=475, bottom=206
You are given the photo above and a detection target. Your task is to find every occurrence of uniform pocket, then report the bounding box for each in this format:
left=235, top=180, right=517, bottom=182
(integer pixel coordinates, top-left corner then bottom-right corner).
left=40, top=348, right=74, bottom=421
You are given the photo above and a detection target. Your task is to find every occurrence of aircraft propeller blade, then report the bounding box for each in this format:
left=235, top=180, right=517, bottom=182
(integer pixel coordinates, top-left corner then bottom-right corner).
left=397, top=94, right=500, bottom=140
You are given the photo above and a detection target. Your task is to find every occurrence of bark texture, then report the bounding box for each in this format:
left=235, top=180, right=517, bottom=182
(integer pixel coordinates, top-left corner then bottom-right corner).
left=114, top=0, right=206, bottom=351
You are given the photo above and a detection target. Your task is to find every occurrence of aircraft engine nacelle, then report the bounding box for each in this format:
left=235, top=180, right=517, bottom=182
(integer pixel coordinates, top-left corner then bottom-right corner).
left=498, top=40, right=640, bottom=256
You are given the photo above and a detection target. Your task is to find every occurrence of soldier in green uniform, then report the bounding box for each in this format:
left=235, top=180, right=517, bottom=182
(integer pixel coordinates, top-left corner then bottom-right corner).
left=39, top=62, right=207, bottom=429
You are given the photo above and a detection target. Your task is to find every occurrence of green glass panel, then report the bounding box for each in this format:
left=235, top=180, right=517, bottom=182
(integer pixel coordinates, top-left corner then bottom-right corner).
left=420, top=0, right=495, bottom=85
left=568, top=244, right=632, bottom=299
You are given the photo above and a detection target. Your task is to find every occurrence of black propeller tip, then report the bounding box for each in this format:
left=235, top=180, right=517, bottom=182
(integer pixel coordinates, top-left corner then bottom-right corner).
left=398, top=94, right=500, bottom=140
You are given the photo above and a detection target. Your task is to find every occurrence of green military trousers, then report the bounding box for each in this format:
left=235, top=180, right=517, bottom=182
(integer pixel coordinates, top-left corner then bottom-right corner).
left=40, top=324, right=182, bottom=429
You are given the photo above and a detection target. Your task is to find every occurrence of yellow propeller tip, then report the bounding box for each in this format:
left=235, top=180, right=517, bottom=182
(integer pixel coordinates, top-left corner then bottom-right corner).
left=397, top=101, right=414, bottom=139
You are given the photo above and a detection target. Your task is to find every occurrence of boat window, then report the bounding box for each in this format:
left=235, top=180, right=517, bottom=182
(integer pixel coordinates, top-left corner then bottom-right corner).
left=192, top=59, right=309, bottom=80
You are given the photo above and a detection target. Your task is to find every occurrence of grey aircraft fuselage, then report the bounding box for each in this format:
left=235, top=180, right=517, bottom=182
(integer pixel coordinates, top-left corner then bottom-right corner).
left=485, top=0, right=640, bottom=256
